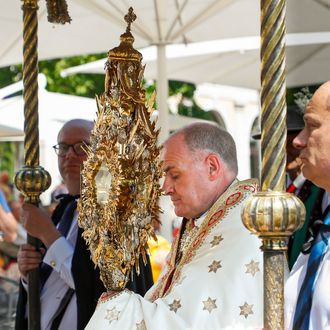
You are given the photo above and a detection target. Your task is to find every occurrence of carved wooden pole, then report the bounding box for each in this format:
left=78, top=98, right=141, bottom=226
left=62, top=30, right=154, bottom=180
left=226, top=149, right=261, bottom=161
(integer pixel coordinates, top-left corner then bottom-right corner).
left=15, top=1, right=70, bottom=329
left=242, top=1, right=305, bottom=329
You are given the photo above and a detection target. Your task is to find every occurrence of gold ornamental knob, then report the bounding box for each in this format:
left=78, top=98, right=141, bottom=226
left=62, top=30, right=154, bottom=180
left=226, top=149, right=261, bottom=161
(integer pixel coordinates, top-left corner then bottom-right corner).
left=15, top=166, right=51, bottom=204
left=241, top=191, right=306, bottom=251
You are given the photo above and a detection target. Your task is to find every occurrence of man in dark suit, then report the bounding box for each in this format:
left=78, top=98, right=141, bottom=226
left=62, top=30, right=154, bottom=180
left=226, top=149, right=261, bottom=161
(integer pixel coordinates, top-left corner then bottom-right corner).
left=15, top=119, right=153, bottom=330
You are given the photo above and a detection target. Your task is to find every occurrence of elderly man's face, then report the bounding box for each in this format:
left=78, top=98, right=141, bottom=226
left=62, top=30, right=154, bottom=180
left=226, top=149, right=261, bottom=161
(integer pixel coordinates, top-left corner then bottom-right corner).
left=161, top=134, right=212, bottom=219
left=286, top=132, right=302, bottom=180
left=57, top=124, right=90, bottom=193
left=293, top=82, right=330, bottom=190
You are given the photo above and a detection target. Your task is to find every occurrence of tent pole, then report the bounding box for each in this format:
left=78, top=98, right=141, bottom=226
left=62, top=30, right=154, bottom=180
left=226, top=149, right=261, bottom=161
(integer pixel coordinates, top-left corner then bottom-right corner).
left=156, top=43, right=169, bottom=143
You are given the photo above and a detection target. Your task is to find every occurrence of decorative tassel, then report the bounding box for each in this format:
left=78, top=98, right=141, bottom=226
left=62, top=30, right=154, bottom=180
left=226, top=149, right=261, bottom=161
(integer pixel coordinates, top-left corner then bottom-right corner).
left=46, top=0, right=71, bottom=24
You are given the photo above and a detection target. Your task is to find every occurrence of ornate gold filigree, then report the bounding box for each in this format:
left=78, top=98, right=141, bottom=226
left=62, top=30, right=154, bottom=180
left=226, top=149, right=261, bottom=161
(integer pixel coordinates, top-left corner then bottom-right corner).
left=78, top=8, right=162, bottom=291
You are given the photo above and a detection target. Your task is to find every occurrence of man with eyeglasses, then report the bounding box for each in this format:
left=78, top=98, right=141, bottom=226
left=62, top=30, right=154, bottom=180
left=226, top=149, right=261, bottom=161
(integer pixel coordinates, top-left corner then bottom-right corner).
left=15, top=119, right=153, bottom=330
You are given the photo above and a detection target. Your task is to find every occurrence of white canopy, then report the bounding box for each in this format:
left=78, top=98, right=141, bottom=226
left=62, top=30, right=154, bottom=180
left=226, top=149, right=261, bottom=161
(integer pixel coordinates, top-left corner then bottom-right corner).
left=0, top=124, right=23, bottom=141
left=1, top=0, right=329, bottom=67
left=1, top=0, right=260, bottom=67
left=1, top=0, right=330, bottom=140
left=61, top=32, right=330, bottom=89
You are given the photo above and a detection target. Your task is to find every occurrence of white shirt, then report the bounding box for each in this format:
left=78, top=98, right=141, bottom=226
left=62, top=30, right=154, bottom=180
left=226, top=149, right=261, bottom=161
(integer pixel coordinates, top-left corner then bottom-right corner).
left=24, top=211, right=78, bottom=330
left=14, top=223, right=27, bottom=245
left=285, top=193, right=330, bottom=329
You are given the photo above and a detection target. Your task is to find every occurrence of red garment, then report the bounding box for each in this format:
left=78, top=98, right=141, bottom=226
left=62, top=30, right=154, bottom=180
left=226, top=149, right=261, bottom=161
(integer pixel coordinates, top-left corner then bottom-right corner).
left=287, top=183, right=297, bottom=193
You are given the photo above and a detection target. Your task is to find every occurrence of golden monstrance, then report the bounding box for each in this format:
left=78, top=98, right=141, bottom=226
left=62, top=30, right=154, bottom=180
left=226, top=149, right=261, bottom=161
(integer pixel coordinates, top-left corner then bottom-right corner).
left=78, top=8, right=163, bottom=291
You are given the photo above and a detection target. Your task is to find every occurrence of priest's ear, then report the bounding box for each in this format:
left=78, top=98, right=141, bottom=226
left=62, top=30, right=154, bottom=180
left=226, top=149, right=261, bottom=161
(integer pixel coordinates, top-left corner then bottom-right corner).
left=206, top=153, right=222, bottom=180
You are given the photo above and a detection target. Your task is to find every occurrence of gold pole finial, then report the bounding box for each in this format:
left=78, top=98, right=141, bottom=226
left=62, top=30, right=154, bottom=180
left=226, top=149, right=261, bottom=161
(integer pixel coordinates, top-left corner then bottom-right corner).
left=21, top=0, right=39, bottom=10
left=124, top=7, right=136, bottom=33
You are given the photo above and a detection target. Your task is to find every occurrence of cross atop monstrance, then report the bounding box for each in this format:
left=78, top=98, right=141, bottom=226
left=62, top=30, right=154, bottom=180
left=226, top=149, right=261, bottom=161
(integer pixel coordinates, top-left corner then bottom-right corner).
left=124, top=7, right=137, bottom=33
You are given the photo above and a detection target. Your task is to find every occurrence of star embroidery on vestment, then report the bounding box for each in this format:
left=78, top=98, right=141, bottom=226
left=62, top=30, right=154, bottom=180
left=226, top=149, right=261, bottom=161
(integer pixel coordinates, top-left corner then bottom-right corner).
left=239, top=302, right=254, bottom=319
left=202, top=297, right=217, bottom=313
left=245, top=260, right=260, bottom=277
left=169, top=299, right=182, bottom=313
left=208, top=260, right=222, bottom=273
left=105, top=306, right=120, bottom=324
left=136, top=319, right=147, bottom=330
left=210, top=235, right=223, bottom=247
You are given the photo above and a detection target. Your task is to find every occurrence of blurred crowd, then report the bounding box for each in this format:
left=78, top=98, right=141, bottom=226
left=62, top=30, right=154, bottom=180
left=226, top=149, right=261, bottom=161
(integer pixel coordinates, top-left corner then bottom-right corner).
left=0, top=171, right=25, bottom=283
left=0, top=171, right=24, bottom=324
left=0, top=172, right=71, bottom=279
left=0, top=171, right=68, bottom=323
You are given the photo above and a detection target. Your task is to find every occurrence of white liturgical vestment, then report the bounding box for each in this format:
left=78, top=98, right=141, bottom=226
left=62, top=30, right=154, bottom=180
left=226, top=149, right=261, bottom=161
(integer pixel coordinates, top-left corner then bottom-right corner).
left=86, top=179, right=263, bottom=329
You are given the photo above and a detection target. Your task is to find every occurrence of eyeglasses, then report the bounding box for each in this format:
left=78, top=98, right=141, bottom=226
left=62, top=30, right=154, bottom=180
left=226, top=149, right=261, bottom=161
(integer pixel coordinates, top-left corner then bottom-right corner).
left=53, top=142, right=88, bottom=157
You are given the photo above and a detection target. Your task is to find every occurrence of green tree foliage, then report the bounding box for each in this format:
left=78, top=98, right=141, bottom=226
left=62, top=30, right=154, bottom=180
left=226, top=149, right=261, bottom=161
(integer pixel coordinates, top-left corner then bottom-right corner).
left=0, top=142, right=16, bottom=179
left=169, top=80, right=214, bottom=121
left=0, top=65, right=22, bottom=88
left=0, top=55, right=211, bottom=122
left=286, top=84, right=319, bottom=107
left=0, top=54, right=107, bottom=97
left=0, top=54, right=107, bottom=175
left=0, top=54, right=214, bottom=175
left=127, top=77, right=214, bottom=120
left=39, top=54, right=106, bottom=97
